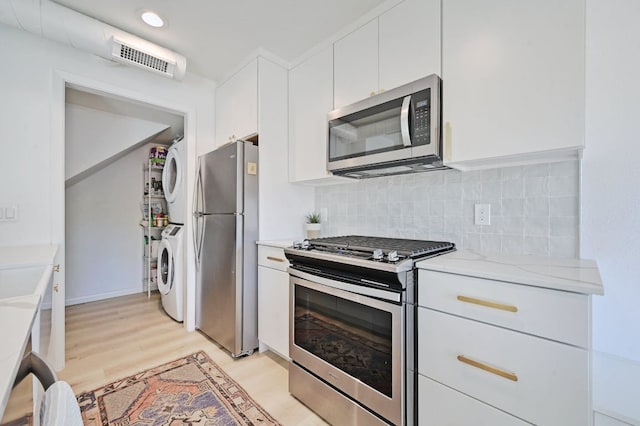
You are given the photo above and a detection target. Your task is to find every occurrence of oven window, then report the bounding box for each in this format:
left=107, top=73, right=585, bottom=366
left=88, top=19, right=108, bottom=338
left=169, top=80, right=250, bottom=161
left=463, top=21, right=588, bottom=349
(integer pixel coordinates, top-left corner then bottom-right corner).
left=294, top=285, right=393, bottom=398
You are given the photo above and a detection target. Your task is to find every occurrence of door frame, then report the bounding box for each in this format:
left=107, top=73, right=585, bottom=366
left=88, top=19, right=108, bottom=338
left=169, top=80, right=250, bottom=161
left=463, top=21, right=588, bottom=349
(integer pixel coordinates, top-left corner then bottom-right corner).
left=50, top=69, right=198, bottom=369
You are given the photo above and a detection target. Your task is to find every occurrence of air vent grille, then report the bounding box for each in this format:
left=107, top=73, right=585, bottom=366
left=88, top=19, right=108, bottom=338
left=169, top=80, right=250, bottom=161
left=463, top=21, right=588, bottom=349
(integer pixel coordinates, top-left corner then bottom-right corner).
left=110, top=38, right=177, bottom=78
left=118, top=44, right=168, bottom=73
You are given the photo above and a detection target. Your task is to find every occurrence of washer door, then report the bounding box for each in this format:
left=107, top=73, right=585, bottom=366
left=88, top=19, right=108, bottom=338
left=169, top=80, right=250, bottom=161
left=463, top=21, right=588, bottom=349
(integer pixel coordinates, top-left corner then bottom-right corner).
left=162, top=146, right=182, bottom=203
left=157, top=239, right=174, bottom=295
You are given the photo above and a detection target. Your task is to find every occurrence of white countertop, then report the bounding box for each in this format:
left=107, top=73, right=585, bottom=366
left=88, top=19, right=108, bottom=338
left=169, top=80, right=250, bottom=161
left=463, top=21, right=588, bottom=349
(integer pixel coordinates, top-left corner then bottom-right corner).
left=416, top=249, right=603, bottom=295
left=0, top=245, right=58, bottom=268
left=0, top=244, right=57, bottom=421
left=256, top=239, right=294, bottom=249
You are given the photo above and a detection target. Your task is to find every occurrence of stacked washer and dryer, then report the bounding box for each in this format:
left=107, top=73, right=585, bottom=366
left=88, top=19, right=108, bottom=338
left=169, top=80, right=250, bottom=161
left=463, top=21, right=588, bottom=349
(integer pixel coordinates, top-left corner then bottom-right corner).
left=157, top=137, right=186, bottom=322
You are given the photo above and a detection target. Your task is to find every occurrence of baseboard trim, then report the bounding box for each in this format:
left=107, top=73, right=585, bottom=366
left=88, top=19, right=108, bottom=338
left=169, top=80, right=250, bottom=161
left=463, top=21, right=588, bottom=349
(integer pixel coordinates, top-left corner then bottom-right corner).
left=65, top=287, right=145, bottom=306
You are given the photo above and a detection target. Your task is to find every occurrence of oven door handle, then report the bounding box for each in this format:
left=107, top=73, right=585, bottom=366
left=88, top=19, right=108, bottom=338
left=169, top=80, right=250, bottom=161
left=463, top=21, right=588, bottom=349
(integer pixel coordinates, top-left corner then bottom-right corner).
left=289, top=268, right=402, bottom=305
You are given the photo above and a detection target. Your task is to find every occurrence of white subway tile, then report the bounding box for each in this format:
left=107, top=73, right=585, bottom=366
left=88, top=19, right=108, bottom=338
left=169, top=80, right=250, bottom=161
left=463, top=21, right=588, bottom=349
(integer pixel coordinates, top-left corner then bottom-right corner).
left=524, top=217, right=550, bottom=237
left=525, top=197, right=550, bottom=217
left=315, top=161, right=579, bottom=258
left=550, top=196, right=578, bottom=217
left=524, top=176, right=549, bottom=197
left=549, top=175, right=579, bottom=197
left=548, top=160, right=579, bottom=177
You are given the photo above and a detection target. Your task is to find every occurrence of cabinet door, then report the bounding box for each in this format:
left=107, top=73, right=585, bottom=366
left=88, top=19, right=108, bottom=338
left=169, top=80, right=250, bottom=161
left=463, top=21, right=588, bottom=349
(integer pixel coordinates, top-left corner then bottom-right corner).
left=442, top=0, right=585, bottom=166
left=419, top=308, right=589, bottom=425
left=289, top=46, right=335, bottom=182
left=333, top=19, right=379, bottom=109
left=419, top=375, right=528, bottom=425
left=379, top=0, right=441, bottom=91
left=258, top=266, right=289, bottom=358
left=215, top=59, right=258, bottom=147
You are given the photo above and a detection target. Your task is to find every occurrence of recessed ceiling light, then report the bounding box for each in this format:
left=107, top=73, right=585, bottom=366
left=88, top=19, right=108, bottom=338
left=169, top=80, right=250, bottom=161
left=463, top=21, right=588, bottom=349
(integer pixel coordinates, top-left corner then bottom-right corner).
left=141, top=11, right=164, bottom=28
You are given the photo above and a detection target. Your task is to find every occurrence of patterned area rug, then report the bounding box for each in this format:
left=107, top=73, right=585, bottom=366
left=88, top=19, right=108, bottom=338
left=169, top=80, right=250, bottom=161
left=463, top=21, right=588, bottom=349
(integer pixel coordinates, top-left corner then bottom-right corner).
left=78, top=351, right=280, bottom=425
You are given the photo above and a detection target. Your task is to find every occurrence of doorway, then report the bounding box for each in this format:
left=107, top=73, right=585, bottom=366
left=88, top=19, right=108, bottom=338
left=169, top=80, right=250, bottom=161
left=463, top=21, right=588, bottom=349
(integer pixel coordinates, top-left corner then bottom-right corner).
left=50, top=72, right=197, bottom=370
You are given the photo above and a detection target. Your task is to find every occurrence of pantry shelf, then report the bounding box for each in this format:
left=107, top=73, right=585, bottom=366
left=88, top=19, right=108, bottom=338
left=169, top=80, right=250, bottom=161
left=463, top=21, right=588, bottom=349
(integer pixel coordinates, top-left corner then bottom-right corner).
left=142, top=147, right=168, bottom=299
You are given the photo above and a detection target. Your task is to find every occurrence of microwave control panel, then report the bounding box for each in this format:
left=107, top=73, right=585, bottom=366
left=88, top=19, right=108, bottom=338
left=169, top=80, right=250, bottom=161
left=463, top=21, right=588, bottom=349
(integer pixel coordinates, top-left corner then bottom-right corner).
left=412, top=88, right=431, bottom=146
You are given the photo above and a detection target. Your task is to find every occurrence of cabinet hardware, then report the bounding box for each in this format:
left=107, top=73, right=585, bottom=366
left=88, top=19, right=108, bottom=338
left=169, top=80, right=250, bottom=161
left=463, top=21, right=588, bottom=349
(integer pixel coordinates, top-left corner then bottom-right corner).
left=457, top=355, right=518, bottom=382
left=53, top=284, right=59, bottom=293
left=457, top=295, right=518, bottom=312
left=267, top=256, right=285, bottom=263
left=53, top=264, right=60, bottom=272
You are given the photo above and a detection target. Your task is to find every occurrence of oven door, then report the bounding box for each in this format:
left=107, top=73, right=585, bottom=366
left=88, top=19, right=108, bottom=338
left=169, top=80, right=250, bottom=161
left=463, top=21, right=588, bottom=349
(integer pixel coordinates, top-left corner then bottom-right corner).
left=290, top=272, right=404, bottom=425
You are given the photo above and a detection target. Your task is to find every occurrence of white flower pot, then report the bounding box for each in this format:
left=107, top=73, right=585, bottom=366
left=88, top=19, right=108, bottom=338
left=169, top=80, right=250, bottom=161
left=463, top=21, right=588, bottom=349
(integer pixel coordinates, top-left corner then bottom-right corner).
left=305, top=223, right=321, bottom=239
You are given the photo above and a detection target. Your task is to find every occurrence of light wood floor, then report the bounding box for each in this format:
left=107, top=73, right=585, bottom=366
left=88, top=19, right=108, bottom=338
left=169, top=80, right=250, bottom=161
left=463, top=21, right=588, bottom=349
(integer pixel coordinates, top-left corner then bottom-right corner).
left=3, top=292, right=327, bottom=425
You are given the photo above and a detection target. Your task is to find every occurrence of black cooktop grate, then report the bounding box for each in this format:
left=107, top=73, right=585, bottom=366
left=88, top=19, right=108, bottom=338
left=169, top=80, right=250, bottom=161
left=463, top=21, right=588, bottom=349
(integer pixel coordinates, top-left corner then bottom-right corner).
left=307, top=235, right=455, bottom=258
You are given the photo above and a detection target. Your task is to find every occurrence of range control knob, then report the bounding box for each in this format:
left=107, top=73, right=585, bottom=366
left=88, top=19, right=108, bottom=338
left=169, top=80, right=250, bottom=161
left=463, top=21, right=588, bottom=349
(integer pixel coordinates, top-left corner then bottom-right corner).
left=372, top=249, right=384, bottom=261
left=301, top=240, right=310, bottom=249
left=293, top=241, right=302, bottom=249
left=387, top=251, right=399, bottom=262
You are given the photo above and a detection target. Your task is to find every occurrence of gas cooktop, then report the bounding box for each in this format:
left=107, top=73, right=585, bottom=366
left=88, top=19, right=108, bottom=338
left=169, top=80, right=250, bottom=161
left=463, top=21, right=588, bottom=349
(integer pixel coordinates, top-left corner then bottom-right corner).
left=289, top=235, right=455, bottom=268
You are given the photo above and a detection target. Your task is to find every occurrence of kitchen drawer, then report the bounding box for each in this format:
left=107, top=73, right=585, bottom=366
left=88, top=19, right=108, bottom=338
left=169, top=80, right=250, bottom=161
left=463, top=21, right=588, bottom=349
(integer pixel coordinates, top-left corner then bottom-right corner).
left=418, top=308, right=589, bottom=425
left=418, top=269, right=589, bottom=347
left=258, top=245, right=289, bottom=272
left=418, top=375, right=528, bottom=426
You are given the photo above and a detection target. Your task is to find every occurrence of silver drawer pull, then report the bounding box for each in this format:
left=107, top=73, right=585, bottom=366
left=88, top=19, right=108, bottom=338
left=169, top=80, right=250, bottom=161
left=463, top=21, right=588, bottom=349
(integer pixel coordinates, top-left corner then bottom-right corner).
left=457, top=295, right=518, bottom=313
left=457, top=355, right=518, bottom=382
left=267, top=256, right=285, bottom=263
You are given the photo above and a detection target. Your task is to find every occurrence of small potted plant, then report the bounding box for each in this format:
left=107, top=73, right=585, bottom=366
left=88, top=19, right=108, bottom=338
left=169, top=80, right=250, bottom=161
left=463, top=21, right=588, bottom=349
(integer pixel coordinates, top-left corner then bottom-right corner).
left=305, top=212, right=322, bottom=239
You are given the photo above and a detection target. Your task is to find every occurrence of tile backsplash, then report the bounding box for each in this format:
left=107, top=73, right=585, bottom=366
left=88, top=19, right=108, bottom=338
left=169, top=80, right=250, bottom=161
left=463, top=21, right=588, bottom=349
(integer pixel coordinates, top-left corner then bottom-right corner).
left=315, top=161, right=579, bottom=258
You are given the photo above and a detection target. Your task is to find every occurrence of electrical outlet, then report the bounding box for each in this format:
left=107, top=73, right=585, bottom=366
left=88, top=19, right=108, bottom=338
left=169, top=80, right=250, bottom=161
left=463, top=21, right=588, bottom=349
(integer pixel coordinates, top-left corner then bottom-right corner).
left=0, top=205, right=18, bottom=222
left=474, top=203, right=491, bottom=226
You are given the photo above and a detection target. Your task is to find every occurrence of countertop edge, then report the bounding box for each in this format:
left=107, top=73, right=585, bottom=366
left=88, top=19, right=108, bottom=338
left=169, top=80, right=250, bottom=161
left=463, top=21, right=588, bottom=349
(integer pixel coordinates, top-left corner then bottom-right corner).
left=256, top=240, right=294, bottom=249
left=417, top=249, right=604, bottom=295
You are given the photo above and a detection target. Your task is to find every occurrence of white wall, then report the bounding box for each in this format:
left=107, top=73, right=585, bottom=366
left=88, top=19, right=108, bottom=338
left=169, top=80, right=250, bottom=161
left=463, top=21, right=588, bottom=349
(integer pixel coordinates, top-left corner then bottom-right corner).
left=583, top=0, right=640, bottom=363
left=66, top=144, right=152, bottom=304
left=0, top=23, right=215, bottom=332
left=583, top=1, right=640, bottom=422
left=65, top=104, right=169, bottom=180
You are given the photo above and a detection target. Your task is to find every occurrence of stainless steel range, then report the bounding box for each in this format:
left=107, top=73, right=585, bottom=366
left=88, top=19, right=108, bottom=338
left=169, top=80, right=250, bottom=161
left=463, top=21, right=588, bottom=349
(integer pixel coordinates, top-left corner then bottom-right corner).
left=284, top=235, right=455, bottom=426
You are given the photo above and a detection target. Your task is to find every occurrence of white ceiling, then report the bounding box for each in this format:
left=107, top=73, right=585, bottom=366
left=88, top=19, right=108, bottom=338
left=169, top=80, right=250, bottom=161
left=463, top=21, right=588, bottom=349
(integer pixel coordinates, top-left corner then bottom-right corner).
left=52, top=0, right=389, bottom=82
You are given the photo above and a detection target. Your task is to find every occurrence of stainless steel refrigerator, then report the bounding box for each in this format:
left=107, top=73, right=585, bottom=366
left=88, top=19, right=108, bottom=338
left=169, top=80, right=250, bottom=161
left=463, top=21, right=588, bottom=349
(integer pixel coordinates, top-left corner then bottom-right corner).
left=193, top=140, right=258, bottom=357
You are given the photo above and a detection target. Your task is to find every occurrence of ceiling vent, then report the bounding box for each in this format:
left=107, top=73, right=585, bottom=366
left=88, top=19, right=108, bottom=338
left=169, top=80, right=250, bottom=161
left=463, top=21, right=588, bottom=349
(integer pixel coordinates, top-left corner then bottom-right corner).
left=0, top=0, right=187, bottom=80
left=111, top=38, right=177, bottom=79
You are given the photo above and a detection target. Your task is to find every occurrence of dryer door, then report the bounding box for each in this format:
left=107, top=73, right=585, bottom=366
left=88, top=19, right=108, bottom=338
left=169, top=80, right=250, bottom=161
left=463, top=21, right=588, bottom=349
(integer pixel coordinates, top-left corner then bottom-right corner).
left=162, top=146, right=183, bottom=203
left=157, top=239, right=174, bottom=295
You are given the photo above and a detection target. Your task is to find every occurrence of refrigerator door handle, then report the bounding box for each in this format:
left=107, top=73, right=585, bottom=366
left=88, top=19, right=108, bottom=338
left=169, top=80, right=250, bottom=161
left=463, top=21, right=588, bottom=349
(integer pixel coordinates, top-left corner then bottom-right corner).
left=193, top=161, right=203, bottom=270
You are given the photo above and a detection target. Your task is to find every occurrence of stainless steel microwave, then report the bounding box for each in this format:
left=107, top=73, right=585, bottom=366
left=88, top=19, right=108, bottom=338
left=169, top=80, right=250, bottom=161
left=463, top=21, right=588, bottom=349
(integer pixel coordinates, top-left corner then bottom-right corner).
left=327, top=74, right=446, bottom=179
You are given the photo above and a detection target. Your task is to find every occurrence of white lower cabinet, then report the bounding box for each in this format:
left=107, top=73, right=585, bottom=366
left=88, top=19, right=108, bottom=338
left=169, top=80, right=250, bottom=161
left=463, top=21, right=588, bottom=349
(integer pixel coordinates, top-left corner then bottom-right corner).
left=417, top=268, right=592, bottom=425
left=418, top=308, right=589, bottom=425
left=257, top=244, right=289, bottom=359
left=418, top=375, right=527, bottom=426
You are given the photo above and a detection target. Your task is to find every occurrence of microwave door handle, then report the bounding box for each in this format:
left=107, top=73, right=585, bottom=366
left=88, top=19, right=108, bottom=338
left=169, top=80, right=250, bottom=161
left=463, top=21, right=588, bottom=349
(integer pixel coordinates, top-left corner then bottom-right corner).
left=400, top=95, right=412, bottom=147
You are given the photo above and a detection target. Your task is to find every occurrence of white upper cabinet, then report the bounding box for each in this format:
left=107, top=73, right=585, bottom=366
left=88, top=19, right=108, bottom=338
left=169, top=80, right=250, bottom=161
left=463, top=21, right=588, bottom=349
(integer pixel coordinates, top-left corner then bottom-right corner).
left=379, top=0, right=441, bottom=91
left=289, top=45, right=343, bottom=183
left=334, top=0, right=441, bottom=109
left=215, top=58, right=258, bottom=147
left=442, top=0, right=585, bottom=169
left=334, top=19, right=379, bottom=109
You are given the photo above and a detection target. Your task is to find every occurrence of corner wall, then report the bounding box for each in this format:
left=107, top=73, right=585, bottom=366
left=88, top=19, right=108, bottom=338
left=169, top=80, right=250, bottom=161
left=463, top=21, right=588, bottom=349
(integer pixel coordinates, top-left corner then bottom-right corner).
left=65, top=144, right=152, bottom=304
